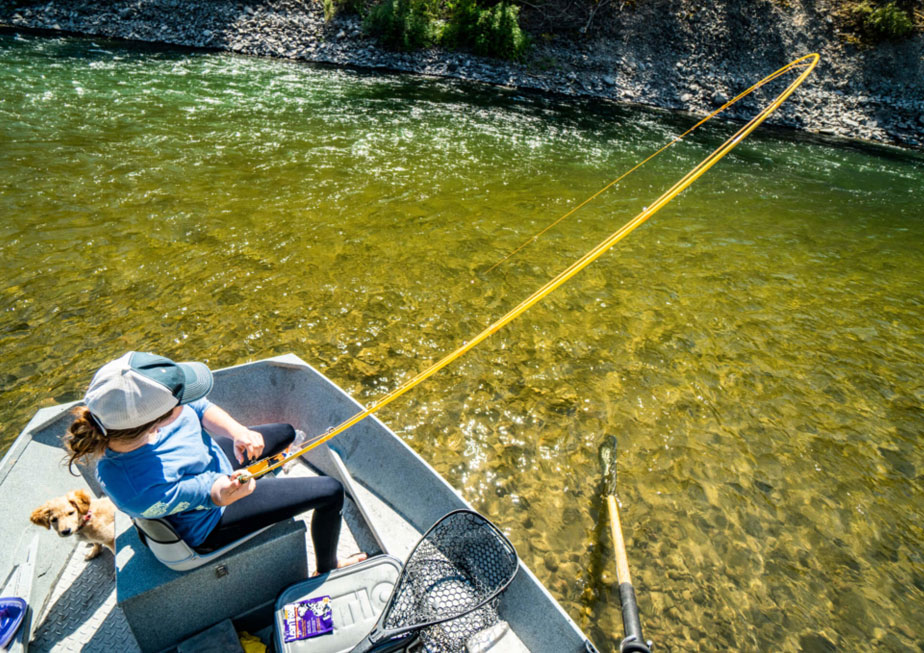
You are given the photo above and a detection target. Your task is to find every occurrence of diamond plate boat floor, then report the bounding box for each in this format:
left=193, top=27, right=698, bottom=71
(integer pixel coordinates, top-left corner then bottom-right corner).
left=30, top=544, right=139, bottom=653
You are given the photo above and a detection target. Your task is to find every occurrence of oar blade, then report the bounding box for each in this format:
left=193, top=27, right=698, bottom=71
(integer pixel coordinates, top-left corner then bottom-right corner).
left=598, top=434, right=619, bottom=496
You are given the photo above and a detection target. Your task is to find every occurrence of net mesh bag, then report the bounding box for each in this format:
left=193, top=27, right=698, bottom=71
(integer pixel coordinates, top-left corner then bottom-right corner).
left=382, top=511, right=517, bottom=652
left=418, top=602, right=499, bottom=652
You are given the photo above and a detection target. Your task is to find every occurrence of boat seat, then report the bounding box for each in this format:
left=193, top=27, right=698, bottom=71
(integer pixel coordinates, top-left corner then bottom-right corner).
left=132, top=517, right=273, bottom=572
left=116, top=511, right=308, bottom=652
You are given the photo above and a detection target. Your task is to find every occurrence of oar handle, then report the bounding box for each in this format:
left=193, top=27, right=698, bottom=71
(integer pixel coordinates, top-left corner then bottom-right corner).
left=617, top=582, right=650, bottom=653
left=607, top=495, right=652, bottom=653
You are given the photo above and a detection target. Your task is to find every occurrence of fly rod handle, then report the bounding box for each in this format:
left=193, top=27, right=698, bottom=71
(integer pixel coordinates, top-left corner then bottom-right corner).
left=236, top=451, right=290, bottom=484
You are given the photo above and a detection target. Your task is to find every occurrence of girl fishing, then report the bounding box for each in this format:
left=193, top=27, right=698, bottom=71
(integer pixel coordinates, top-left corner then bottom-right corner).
left=64, top=351, right=364, bottom=573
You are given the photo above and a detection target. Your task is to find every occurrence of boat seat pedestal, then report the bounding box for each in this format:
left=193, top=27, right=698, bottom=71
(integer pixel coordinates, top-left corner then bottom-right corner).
left=114, top=510, right=308, bottom=653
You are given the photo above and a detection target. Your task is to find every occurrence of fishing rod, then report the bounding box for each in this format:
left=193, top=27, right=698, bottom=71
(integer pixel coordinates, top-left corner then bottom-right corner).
left=237, top=53, right=820, bottom=484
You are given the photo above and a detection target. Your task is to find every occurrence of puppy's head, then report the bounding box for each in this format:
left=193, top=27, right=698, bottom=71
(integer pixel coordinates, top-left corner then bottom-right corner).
left=30, top=490, right=92, bottom=537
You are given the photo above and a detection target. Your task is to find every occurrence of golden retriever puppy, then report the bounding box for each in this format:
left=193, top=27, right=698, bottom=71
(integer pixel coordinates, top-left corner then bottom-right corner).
left=30, top=490, right=115, bottom=560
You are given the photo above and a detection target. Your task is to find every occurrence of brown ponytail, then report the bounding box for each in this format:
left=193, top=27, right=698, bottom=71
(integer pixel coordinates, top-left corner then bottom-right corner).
left=64, top=406, right=174, bottom=475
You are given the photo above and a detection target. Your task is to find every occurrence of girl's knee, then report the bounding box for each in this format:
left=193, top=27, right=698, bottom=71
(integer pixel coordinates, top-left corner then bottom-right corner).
left=252, top=423, right=296, bottom=453
left=315, top=476, right=344, bottom=511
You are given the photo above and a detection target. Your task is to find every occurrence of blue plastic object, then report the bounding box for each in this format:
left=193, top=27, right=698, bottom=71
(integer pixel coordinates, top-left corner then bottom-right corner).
left=0, top=597, right=27, bottom=649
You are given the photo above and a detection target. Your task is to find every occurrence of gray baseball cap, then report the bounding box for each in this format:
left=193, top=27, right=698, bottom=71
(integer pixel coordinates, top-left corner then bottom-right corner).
left=84, top=352, right=213, bottom=432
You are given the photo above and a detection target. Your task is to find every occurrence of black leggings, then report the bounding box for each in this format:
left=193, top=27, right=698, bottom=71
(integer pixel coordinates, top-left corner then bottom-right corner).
left=197, top=423, right=344, bottom=573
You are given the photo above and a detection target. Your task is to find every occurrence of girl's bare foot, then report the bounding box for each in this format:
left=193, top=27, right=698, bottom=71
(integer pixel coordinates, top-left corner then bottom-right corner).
left=338, top=552, right=368, bottom=568
left=312, top=552, right=368, bottom=577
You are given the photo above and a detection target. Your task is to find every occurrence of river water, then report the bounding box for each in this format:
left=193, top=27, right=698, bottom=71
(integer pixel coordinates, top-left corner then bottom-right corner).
left=2, top=31, right=922, bottom=652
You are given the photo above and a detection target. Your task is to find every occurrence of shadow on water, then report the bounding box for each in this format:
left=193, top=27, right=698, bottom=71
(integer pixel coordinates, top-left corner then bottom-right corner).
left=0, top=24, right=204, bottom=61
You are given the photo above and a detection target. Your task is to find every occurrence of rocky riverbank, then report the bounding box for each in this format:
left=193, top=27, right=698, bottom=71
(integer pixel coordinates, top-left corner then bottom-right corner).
left=1, top=0, right=923, bottom=149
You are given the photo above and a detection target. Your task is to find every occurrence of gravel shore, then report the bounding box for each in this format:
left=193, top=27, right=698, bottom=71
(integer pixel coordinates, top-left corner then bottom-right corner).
left=2, top=0, right=923, bottom=150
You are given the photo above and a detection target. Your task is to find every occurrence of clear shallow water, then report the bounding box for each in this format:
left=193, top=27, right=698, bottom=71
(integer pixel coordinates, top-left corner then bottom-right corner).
left=2, top=30, right=923, bottom=652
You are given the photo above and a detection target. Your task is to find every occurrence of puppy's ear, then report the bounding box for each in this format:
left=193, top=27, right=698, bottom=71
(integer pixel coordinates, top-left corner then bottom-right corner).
left=30, top=506, right=51, bottom=528
left=68, top=489, right=92, bottom=514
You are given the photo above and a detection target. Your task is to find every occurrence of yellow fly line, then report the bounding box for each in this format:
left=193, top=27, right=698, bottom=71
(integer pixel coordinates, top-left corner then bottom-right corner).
left=238, top=53, right=820, bottom=483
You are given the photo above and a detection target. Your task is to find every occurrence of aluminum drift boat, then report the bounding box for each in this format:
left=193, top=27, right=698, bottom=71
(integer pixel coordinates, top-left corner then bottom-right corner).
left=0, top=353, right=597, bottom=652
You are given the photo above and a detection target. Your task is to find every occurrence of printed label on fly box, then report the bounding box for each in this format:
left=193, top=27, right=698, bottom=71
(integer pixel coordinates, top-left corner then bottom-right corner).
left=283, top=596, right=334, bottom=642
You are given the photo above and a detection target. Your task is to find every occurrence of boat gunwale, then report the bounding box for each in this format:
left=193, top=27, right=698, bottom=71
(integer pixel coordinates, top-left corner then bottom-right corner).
left=0, top=402, right=78, bottom=487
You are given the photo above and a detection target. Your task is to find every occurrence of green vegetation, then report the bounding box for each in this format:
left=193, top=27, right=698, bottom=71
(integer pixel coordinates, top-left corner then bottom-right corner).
left=335, top=0, right=530, bottom=60
left=442, top=0, right=529, bottom=60
left=852, top=1, right=915, bottom=41
left=840, top=0, right=918, bottom=43
left=364, top=0, right=436, bottom=50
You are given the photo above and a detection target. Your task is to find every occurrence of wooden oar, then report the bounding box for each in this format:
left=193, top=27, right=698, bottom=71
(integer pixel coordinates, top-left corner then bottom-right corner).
left=599, top=435, right=652, bottom=653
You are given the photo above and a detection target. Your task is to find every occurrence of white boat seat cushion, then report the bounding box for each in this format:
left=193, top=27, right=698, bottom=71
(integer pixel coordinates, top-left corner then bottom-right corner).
left=133, top=517, right=271, bottom=572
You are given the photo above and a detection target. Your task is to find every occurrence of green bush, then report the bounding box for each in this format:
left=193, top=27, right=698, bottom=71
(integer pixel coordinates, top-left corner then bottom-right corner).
left=365, top=0, right=436, bottom=50
left=441, top=0, right=482, bottom=46
left=362, top=0, right=530, bottom=59
left=852, top=1, right=915, bottom=41
left=442, top=0, right=530, bottom=60
left=324, top=0, right=367, bottom=20
left=323, top=0, right=338, bottom=21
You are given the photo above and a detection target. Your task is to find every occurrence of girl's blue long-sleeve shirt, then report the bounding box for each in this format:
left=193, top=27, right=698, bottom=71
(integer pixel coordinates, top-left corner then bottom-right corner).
left=96, top=398, right=233, bottom=547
